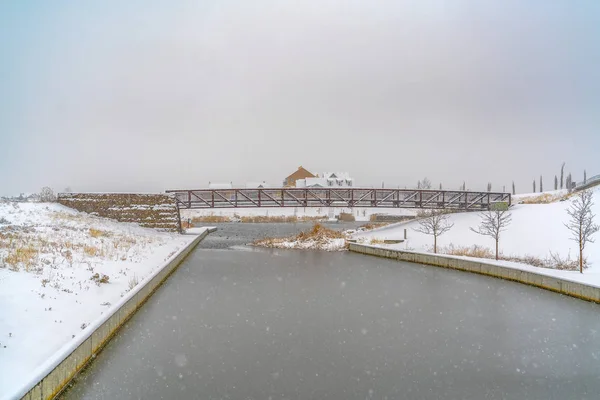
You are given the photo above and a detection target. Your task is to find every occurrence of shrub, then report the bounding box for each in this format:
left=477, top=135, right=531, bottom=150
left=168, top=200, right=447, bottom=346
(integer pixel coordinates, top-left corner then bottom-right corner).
left=39, top=187, right=56, bottom=202
left=90, top=273, right=110, bottom=285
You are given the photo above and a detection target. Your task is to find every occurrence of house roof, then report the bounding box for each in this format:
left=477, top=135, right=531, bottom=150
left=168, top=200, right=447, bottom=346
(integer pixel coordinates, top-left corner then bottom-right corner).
left=284, top=166, right=316, bottom=186
left=321, top=172, right=351, bottom=180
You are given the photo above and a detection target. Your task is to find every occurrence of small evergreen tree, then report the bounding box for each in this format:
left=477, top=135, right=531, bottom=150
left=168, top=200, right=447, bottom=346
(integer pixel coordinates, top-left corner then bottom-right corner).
left=584, top=170, right=587, bottom=184
left=512, top=181, right=515, bottom=195
left=540, top=175, right=543, bottom=193
left=533, top=179, right=536, bottom=193
left=554, top=175, right=558, bottom=190
left=560, top=162, right=565, bottom=189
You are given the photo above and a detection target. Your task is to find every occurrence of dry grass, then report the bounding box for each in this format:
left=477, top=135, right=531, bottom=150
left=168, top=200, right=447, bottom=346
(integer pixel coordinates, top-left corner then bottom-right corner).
left=192, top=214, right=327, bottom=223
left=337, top=212, right=355, bottom=222
left=253, top=223, right=346, bottom=248
left=519, top=192, right=571, bottom=204
left=4, top=245, right=39, bottom=271
left=369, top=238, right=385, bottom=245
left=359, top=222, right=390, bottom=231
left=89, top=228, right=111, bottom=238
left=191, top=214, right=231, bottom=223
left=241, top=215, right=297, bottom=223
left=83, top=245, right=102, bottom=257
left=128, top=274, right=139, bottom=290
left=440, top=244, right=586, bottom=271
left=296, top=223, right=345, bottom=240
left=444, top=244, right=495, bottom=259
left=51, top=211, right=83, bottom=222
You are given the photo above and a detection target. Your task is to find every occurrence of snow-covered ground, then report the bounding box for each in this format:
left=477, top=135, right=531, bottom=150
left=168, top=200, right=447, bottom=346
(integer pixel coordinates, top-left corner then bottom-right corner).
left=0, top=202, right=198, bottom=393
left=182, top=206, right=415, bottom=222
left=355, top=187, right=600, bottom=286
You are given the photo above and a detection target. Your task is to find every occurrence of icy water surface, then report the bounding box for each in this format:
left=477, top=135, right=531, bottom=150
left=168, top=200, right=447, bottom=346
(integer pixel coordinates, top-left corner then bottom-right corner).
left=62, top=224, right=600, bottom=400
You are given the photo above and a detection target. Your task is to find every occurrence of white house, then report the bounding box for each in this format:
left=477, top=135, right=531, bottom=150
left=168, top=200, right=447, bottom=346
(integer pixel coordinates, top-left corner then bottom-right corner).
left=296, top=172, right=354, bottom=188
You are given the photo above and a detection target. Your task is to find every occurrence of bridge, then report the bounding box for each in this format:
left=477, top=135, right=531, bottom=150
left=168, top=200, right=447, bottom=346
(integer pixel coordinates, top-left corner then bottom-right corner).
left=575, top=174, right=600, bottom=191
left=166, top=188, right=511, bottom=211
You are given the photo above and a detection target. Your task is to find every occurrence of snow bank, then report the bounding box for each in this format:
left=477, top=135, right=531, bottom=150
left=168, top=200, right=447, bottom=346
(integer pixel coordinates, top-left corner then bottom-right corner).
left=0, top=202, right=196, bottom=393
left=355, top=187, right=600, bottom=284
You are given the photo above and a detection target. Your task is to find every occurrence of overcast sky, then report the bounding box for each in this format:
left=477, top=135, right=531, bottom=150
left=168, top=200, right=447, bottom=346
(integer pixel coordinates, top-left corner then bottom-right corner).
left=1, top=0, right=599, bottom=195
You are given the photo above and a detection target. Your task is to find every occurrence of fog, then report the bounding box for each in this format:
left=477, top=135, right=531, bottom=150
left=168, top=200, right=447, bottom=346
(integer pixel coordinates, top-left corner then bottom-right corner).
left=1, top=0, right=599, bottom=195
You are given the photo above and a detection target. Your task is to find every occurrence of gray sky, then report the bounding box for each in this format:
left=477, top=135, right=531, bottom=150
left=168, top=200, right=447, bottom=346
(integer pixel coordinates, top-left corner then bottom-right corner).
left=1, top=0, right=599, bottom=195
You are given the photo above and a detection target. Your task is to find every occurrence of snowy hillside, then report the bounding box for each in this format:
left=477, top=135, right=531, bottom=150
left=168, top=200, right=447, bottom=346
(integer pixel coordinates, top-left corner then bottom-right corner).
left=0, top=202, right=196, bottom=393
left=356, top=187, right=600, bottom=282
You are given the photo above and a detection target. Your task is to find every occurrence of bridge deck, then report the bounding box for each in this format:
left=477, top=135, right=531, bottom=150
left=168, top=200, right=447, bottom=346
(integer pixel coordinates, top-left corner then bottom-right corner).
left=166, top=188, right=511, bottom=211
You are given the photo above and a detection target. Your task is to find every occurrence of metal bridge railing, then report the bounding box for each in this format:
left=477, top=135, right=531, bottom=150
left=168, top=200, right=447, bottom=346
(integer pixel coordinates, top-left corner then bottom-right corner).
left=575, top=174, right=600, bottom=190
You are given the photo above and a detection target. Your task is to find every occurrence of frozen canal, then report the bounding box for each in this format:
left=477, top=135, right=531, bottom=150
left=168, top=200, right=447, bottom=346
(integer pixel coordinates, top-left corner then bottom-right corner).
left=62, top=224, right=600, bottom=399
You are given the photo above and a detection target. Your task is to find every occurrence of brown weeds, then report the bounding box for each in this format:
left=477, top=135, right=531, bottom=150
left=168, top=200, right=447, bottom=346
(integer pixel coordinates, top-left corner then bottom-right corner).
left=89, top=228, right=111, bottom=238
left=439, top=244, right=586, bottom=271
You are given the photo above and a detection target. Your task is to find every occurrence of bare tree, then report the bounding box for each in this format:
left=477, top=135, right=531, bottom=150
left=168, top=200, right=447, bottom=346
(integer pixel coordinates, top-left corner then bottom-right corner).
left=564, top=189, right=599, bottom=273
left=554, top=175, right=558, bottom=190
left=487, top=182, right=492, bottom=192
left=39, top=187, right=56, bottom=202
left=413, top=209, right=454, bottom=253
left=540, top=175, right=543, bottom=193
left=421, top=177, right=432, bottom=189
left=512, top=181, right=515, bottom=195
left=533, top=179, right=536, bottom=193
left=470, top=203, right=512, bottom=260
left=566, top=173, right=573, bottom=192
left=462, top=181, right=466, bottom=191
left=560, top=162, right=565, bottom=189
left=417, top=180, right=422, bottom=189
left=439, top=183, right=442, bottom=190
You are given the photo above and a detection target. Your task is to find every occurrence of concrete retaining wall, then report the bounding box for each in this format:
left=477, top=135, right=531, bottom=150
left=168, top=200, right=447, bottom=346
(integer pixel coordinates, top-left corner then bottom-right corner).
left=57, top=193, right=181, bottom=232
left=348, top=243, right=600, bottom=304
left=13, top=230, right=212, bottom=400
